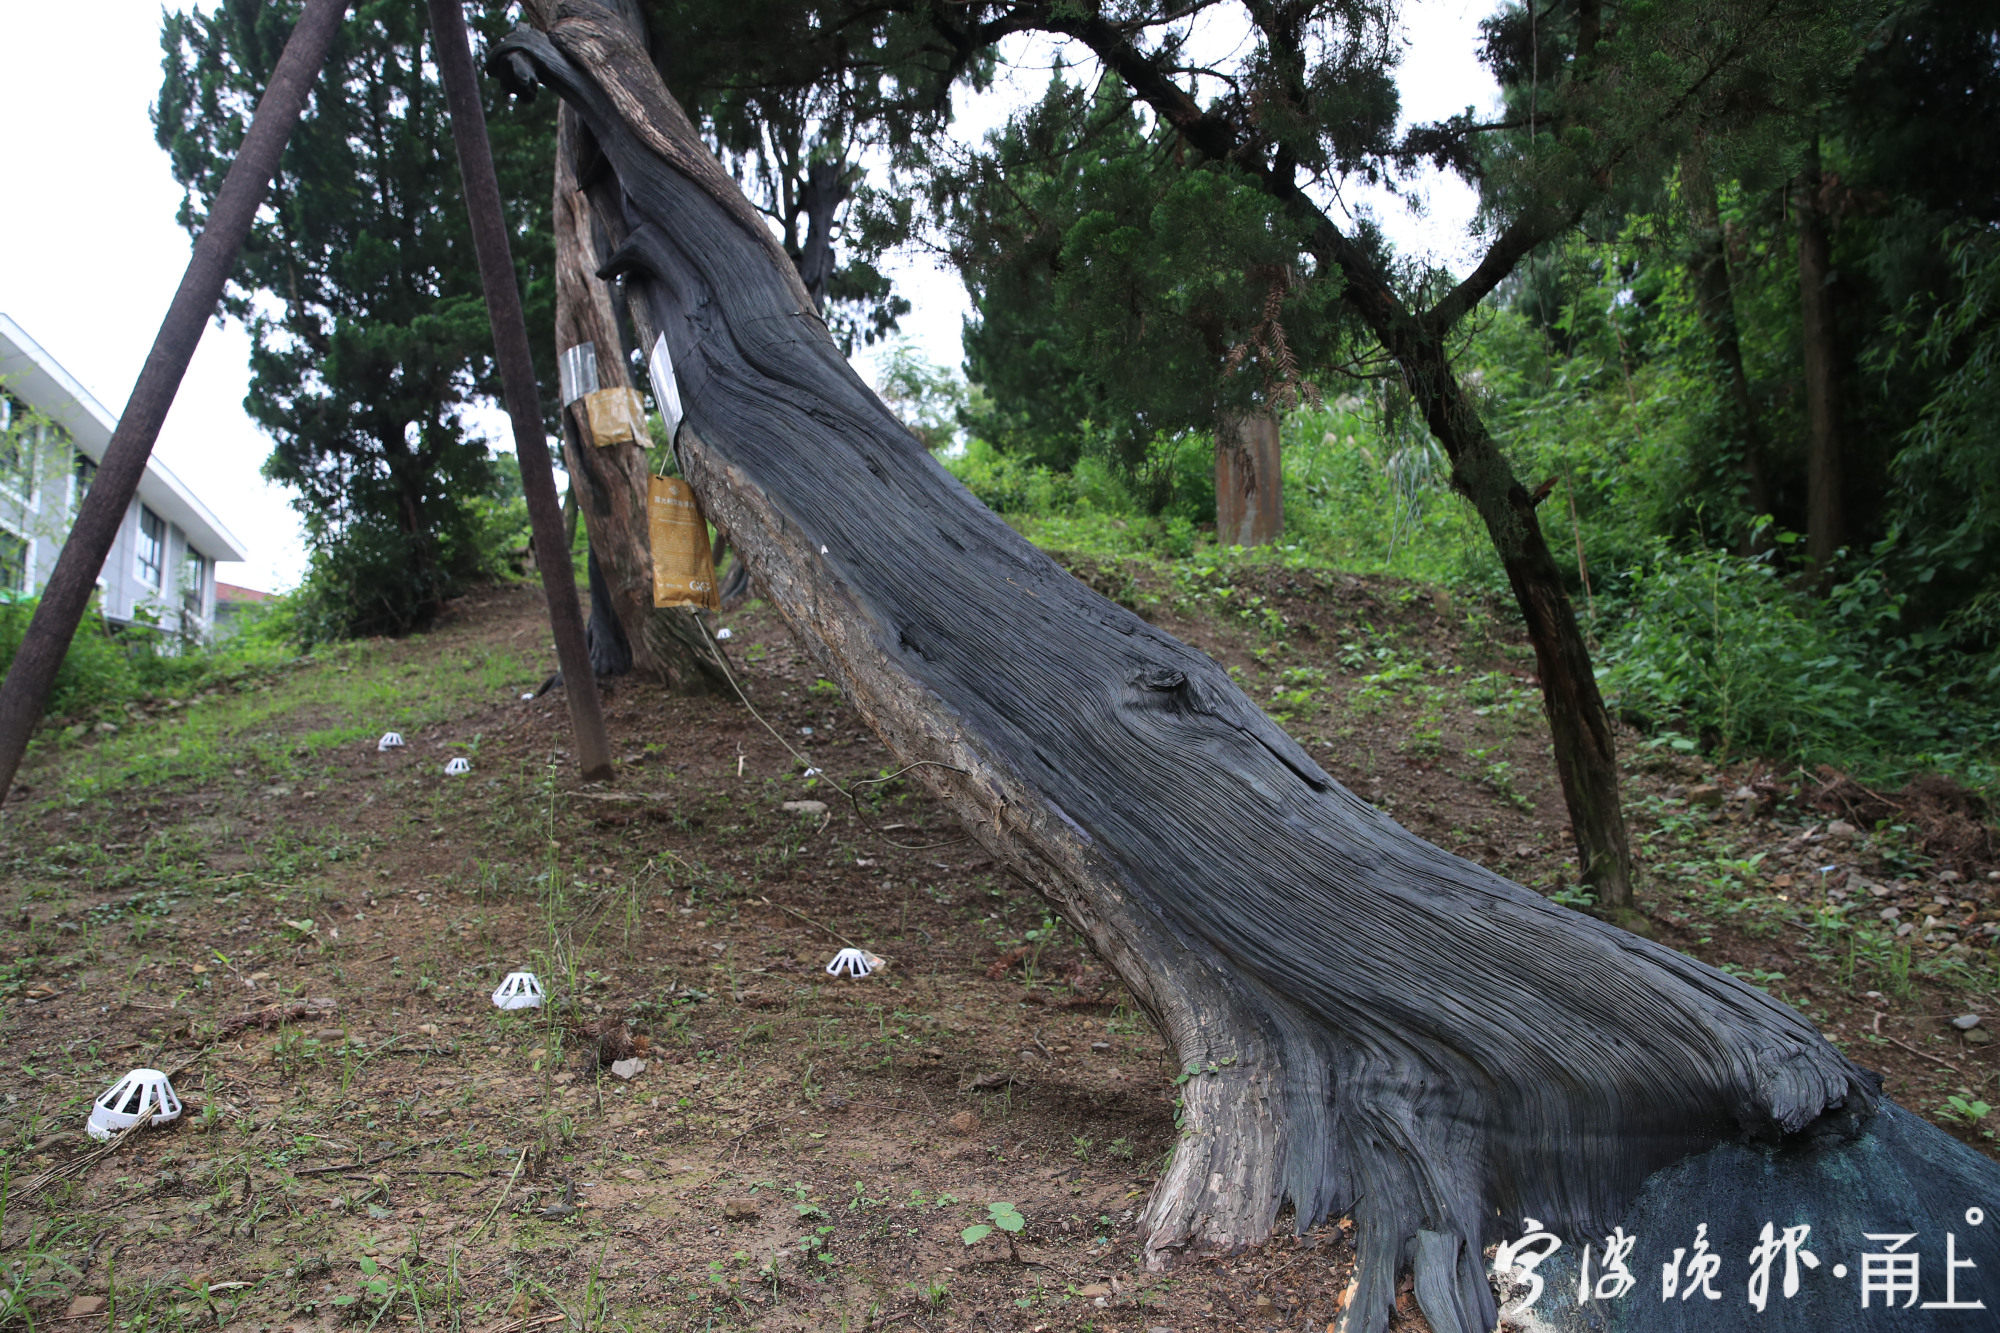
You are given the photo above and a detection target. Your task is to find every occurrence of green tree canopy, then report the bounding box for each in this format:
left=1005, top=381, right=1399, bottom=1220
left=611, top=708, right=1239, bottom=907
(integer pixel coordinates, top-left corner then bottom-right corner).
left=155, top=0, right=555, bottom=638
left=945, top=75, right=1353, bottom=493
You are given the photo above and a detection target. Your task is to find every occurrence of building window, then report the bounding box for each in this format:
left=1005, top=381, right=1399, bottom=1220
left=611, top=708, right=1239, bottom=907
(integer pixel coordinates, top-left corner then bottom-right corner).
left=0, top=393, right=34, bottom=499
left=73, top=453, right=96, bottom=508
left=137, top=506, right=166, bottom=589
left=0, top=528, right=26, bottom=595
left=182, top=550, right=211, bottom=623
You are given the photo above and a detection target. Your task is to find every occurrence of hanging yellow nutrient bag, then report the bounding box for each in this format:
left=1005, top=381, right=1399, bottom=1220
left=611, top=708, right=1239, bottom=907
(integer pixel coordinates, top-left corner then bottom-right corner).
left=648, top=476, right=720, bottom=611
left=582, top=386, right=649, bottom=447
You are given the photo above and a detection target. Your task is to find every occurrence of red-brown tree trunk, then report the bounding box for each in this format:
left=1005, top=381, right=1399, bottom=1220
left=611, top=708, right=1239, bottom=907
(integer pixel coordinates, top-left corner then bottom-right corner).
left=1214, top=408, right=1283, bottom=547
left=1798, top=138, right=1844, bottom=577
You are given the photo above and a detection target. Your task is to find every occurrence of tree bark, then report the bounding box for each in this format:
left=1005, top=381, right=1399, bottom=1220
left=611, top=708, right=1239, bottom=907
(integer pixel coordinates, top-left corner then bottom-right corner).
left=554, top=102, right=725, bottom=692
left=0, top=0, right=348, bottom=808
left=1684, top=148, right=1771, bottom=548
left=498, top=13, right=2000, bottom=1333
left=793, top=154, right=848, bottom=311
left=1797, top=137, right=1844, bottom=577
left=1322, top=246, right=1639, bottom=915
left=1214, top=408, right=1283, bottom=547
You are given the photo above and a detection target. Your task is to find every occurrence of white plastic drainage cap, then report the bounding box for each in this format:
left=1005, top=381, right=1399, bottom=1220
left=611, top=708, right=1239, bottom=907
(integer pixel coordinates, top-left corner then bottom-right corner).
left=492, top=972, right=545, bottom=1010
left=378, top=732, right=406, bottom=751
left=825, top=948, right=882, bottom=979
left=444, top=757, right=472, bottom=776
left=88, top=1069, right=183, bottom=1141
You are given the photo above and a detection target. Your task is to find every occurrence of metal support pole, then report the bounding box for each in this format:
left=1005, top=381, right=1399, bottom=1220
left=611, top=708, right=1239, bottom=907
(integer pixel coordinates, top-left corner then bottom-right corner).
left=427, top=0, right=614, bottom=781
left=0, top=0, right=349, bottom=809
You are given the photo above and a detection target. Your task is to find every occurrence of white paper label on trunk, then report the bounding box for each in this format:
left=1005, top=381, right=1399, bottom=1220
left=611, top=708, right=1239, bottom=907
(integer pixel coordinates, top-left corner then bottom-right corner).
left=648, top=333, right=684, bottom=438
left=557, top=343, right=600, bottom=406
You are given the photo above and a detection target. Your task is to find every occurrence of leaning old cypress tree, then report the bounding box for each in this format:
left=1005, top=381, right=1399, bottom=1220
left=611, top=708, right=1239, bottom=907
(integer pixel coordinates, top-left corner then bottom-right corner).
left=546, top=0, right=916, bottom=686
left=613, top=0, right=1876, bottom=915
left=553, top=90, right=728, bottom=691
left=496, top=7, right=2000, bottom=1333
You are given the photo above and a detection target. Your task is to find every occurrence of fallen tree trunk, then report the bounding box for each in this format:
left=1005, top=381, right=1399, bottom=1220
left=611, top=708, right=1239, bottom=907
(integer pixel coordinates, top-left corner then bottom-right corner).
left=496, top=9, right=2000, bottom=1331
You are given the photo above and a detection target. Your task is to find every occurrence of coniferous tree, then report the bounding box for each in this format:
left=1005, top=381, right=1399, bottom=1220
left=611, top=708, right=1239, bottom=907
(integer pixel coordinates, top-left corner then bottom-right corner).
left=155, top=0, right=557, bottom=639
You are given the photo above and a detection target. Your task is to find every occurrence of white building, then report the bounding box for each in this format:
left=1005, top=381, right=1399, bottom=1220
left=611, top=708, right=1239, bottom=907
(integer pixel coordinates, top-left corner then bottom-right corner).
left=0, top=313, right=246, bottom=641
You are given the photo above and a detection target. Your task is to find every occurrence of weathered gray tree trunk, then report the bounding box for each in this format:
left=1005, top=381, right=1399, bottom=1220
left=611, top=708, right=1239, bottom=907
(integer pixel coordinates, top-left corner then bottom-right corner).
left=495, top=9, right=2000, bottom=1333
left=1214, top=408, right=1283, bottom=547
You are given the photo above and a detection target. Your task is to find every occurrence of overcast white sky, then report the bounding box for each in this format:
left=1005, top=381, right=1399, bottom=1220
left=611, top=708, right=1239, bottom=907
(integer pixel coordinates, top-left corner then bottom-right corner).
left=0, top=1, right=1497, bottom=595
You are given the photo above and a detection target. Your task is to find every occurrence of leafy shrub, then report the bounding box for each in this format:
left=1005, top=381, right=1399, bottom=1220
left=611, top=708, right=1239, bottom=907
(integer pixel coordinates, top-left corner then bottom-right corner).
left=946, top=437, right=1078, bottom=516
left=0, top=593, right=140, bottom=718
left=285, top=475, right=530, bottom=648
left=0, top=590, right=298, bottom=732
left=286, top=518, right=461, bottom=647
left=1597, top=541, right=1999, bottom=794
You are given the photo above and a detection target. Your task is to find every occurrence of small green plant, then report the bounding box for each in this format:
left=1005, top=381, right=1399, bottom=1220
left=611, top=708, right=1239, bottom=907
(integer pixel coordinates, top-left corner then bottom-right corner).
left=1944, top=1093, right=1994, bottom=1139
left=961, top=1201, right=1027, bottom=1260
left=329, top=1254, right=396, bottom=1316
left=0, top=1223, right=80, bottom=1328
left=797, top=1223, right=837, bottom=1266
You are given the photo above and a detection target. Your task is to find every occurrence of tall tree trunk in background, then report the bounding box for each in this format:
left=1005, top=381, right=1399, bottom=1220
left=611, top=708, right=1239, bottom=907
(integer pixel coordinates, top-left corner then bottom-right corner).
left=498, top=17, right=2000, bottom=1333
left=1308, top=219, right=1639, bottom=917
left=1797, top=137, right=1844, bottom=577
left=1683, top=148, right=1770, bottom=549
left=1214, top=408, right=1283, bottom=547
left=1399, top=333, right=1637, bottom=917
left=554, top=101, right=724, bottom=691
left=793, top=155, right=848, bottom=311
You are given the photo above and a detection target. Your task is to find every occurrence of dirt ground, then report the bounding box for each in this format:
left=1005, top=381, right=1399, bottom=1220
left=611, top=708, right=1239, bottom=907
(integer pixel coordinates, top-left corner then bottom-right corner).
left=1, top=558, right=1994, bottom=1333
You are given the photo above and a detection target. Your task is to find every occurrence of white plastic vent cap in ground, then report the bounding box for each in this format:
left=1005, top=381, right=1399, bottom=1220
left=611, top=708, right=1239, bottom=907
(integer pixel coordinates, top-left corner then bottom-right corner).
left=87, top=1069, right=183, bottom=1141
left=714, top=627, right=733, bottom=641
left=444, top=757, right=472, bottom=776
left=378, top=732, right=406, bottom=751
left=825, top=948, right=883, bottom=979
left=492, top=972, right=545, bottom=1009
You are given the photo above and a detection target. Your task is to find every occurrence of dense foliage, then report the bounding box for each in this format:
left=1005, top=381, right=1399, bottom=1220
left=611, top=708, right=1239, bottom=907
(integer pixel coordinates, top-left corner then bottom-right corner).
left=645, top=0, right=962, bottom=349
left=0, top=592, right=295, bottom=727
left=155, top=0, right=551, bottom=640
left=138, top=0, right=1997, bottom=802
left=941, top=77, right=1352, bottom=497
left=936, top=0, right=2000, bottom=797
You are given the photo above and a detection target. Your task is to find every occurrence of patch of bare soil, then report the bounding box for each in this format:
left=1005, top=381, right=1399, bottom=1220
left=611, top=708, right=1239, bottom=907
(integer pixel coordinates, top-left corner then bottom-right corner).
left=0, top=565, right=1992, bottom=1333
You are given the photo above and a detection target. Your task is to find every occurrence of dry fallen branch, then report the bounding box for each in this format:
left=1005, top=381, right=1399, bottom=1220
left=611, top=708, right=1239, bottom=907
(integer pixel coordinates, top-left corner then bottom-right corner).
left=216, top=996, right=337, bottom=1036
